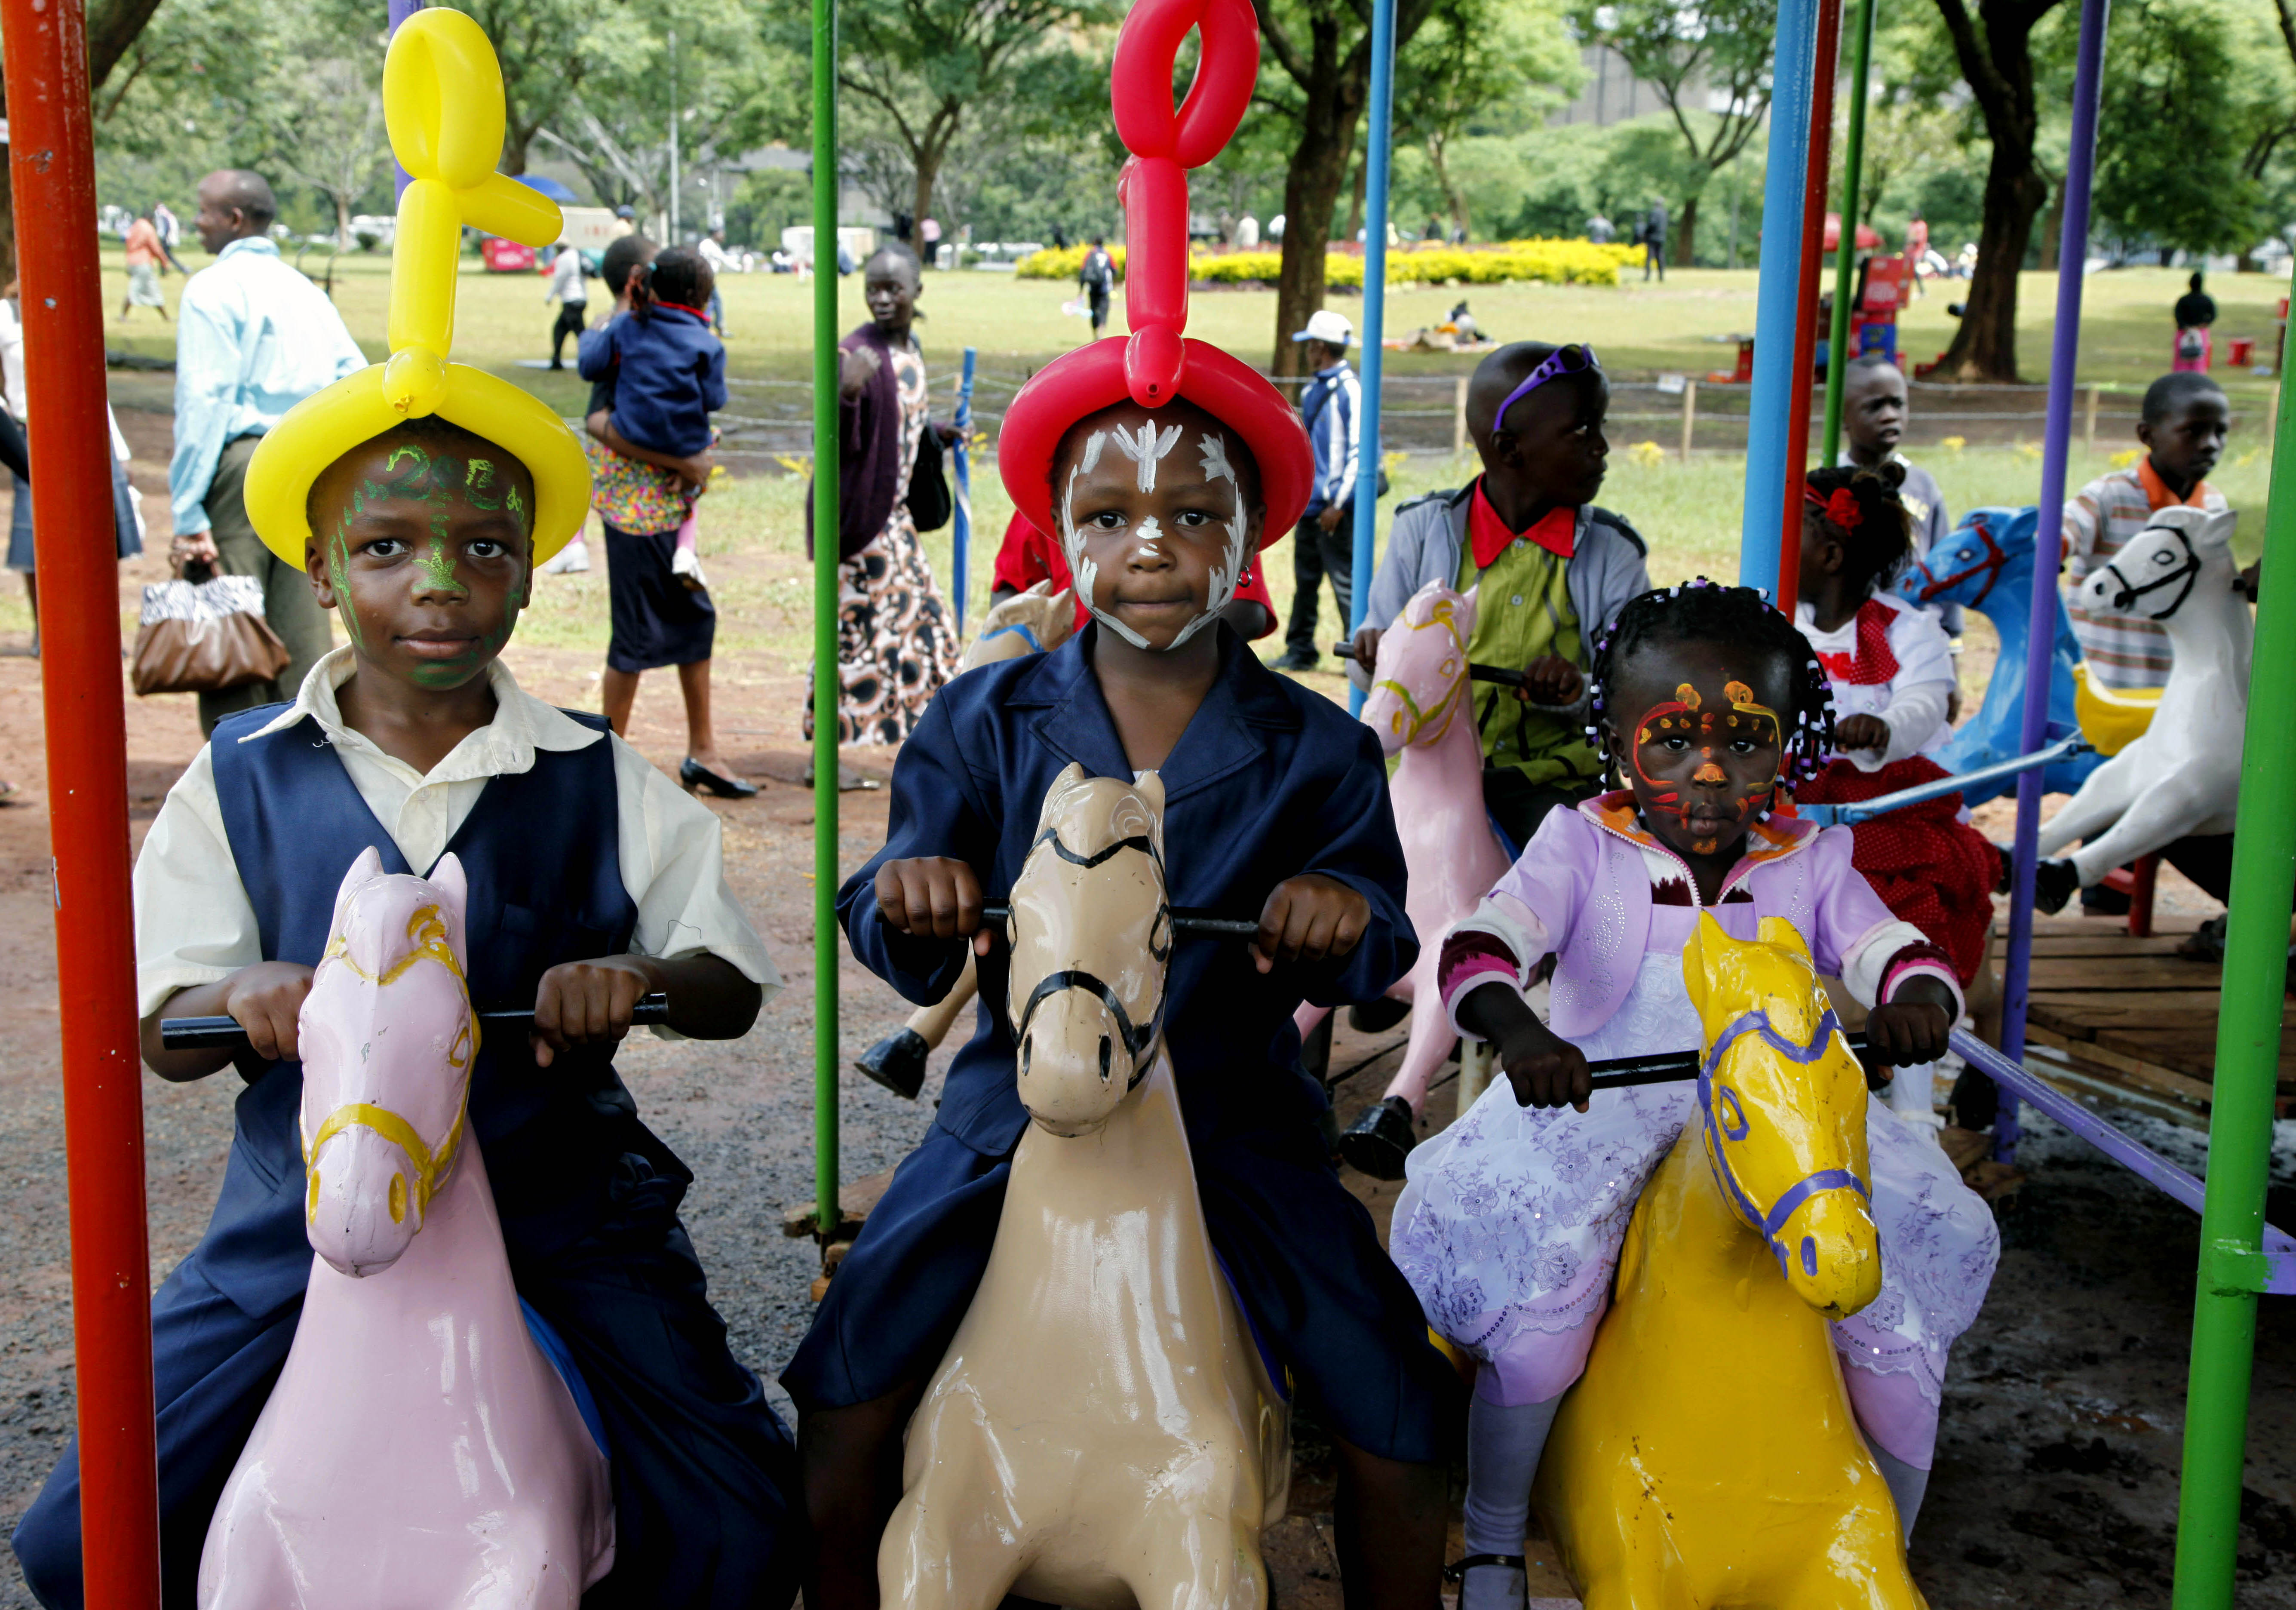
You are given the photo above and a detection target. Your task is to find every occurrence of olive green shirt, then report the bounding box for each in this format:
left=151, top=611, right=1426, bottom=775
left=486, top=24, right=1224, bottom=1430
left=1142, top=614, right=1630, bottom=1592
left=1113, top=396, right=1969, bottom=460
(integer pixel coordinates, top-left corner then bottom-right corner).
left=1456, top=536, right=1603, bottom=790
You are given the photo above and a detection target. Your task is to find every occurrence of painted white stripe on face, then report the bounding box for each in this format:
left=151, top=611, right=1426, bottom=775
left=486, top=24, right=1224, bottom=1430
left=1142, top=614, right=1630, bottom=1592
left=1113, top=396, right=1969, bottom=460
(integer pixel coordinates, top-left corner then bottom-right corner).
left=1078, top=430, right=1108, bottom=476
left=1169, top=429, right=1252, bottom=649
left=1136, top=515, right=1163, bottom=551
left=1061, top=455, right=1150, bottom=650
left=1112, top=421, right=1184, bottom=493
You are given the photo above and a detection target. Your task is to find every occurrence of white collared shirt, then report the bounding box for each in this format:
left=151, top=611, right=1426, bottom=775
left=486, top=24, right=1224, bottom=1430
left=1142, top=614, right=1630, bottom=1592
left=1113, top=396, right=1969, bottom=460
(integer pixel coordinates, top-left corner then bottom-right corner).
left=133, top=648, right=781, bottom=1020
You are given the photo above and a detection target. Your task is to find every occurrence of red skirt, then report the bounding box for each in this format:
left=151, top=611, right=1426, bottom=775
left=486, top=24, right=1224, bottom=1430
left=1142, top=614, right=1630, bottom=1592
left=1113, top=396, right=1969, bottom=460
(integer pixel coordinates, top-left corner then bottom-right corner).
left=1795, top=756, right=1998, bottom=984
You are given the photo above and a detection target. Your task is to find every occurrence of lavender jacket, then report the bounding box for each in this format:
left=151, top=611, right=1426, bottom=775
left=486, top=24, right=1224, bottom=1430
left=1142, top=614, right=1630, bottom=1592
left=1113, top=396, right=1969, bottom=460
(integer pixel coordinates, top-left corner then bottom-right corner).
left=1440, top=795, right=1959, bottom=1041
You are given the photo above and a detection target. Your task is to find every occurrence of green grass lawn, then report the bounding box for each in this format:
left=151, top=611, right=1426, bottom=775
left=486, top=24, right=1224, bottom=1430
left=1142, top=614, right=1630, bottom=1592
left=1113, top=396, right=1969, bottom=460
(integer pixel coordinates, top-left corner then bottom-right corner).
left=67, top=247, right=2284, bottom=685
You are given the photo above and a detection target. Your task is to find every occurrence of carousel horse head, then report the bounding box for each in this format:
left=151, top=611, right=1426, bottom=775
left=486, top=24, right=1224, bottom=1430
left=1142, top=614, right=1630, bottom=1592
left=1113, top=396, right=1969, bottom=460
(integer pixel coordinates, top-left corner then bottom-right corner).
left=1363, top=580, right=1476, bottom=759
left=1895, top=504, right=2035, bottom=617
left=1005, top=763, right=1172, bottom=1137
left=1681, top=913, right=1879, bottom=1320
left=2081, top=503, right=2239, bottom=623
left=298, top=846, right=476, bottom=1277
left=962, top=581, right=1077, bottom=672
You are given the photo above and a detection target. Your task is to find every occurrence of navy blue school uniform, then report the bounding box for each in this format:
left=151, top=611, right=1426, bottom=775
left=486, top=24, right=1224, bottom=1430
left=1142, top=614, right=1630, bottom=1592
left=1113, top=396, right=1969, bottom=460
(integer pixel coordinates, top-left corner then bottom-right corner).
left=783, top=625, right=1459, bottom=1462
left=12, top=707, right=800, bottom=1610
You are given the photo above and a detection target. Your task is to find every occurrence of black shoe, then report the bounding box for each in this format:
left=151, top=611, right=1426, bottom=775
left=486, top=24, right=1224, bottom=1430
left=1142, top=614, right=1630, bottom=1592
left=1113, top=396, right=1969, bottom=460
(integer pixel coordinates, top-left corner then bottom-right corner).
left=1349, top=996, right=1411, bottom=1034
left=1271, top=649, right=1319, bottom=673
left=1337, top=1095, right=1417, bottom=1180
left=680, top=757, right=759, bottom=799
left=856, top=1026, right=930, bottom=1099
left=2033, top=857, right=2081, bottom=916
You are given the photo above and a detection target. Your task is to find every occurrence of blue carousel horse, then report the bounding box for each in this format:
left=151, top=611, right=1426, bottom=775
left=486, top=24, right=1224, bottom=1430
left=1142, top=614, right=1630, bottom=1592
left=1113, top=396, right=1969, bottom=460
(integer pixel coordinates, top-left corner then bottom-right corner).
left=1893, top=505, right=2103, bottom=806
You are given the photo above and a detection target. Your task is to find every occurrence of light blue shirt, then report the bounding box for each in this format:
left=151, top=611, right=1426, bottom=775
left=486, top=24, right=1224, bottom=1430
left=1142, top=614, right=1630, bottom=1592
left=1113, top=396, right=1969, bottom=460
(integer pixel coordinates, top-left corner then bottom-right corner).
left=169, top=237, right=368, bottom=536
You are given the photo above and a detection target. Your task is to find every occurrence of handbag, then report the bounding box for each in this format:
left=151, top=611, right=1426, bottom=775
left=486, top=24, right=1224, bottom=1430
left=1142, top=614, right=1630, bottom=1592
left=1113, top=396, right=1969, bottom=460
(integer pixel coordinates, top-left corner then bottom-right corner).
left=907, top=425, right=953, bottom=532
left=131, top=569, right=291, bottom=696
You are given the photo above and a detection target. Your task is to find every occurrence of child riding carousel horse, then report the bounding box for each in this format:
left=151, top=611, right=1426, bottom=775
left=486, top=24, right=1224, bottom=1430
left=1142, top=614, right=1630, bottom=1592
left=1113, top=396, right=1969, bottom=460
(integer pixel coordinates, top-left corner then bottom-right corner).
left=784, top=2, right=1458, bottom=1603
left=1391, top=581, right=2000, bottom=1610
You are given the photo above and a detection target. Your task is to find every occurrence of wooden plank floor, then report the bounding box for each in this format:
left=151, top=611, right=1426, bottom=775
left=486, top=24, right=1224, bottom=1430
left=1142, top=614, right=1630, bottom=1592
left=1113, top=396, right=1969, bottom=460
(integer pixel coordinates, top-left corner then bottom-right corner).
left=2005, top=911, right=2294, bottom=1120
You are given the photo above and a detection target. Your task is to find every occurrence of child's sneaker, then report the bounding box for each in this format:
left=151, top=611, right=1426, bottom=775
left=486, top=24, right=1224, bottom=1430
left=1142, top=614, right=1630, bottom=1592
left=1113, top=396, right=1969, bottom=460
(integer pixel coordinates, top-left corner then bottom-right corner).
left=540, top=541, right=590, bottom=575
left=671, top=544, right=708, bottom=590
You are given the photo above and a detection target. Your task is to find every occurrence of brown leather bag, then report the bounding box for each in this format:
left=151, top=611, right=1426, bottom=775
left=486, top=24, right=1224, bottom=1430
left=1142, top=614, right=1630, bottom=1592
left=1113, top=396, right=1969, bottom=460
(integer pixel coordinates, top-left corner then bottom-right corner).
left=131, top=571, right=291, bottom=696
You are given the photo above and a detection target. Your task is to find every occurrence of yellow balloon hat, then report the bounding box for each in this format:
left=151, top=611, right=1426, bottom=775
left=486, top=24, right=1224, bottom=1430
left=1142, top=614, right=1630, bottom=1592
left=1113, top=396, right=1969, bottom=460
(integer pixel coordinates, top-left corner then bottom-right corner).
left=245, top=7, right=591, bottom=565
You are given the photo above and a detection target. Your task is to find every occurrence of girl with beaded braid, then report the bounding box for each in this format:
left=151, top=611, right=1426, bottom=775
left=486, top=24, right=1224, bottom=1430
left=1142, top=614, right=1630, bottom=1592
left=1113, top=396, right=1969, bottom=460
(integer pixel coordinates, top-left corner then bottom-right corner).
left=1390, top=581, right=1999, bottom=1610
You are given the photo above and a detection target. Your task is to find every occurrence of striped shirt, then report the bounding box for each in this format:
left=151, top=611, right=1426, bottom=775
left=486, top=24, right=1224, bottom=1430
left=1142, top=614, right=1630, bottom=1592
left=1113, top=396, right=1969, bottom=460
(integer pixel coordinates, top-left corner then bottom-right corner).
left=1299, top=359, right=1362, bottom=516
left=2063, top=460, right=2224, bottom=689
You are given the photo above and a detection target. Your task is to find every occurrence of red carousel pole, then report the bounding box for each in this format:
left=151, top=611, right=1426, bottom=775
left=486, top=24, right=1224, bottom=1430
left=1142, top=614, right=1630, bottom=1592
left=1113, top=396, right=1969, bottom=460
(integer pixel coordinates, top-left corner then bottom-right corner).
left=0, top=1, right=162, bottom=1603
left=1777, top=0, right=1844, bottom=619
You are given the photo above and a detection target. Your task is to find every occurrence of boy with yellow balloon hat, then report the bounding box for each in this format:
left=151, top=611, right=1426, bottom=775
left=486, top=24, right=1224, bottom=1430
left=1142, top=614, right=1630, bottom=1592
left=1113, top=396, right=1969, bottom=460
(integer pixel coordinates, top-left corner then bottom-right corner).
left=11, top=12, right=803, bottom=1605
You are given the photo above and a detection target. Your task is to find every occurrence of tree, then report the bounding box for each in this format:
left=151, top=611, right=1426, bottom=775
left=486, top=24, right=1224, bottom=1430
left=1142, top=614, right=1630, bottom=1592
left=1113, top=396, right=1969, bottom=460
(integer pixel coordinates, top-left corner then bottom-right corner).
left=1252, top=0, right=1441, bottom=376
left=825, top=0, right=1112, bottom=247
left=1394, top=0, right=1581, bottom=240
left=274, top=58, right=386, bottom=249
left=1565, top=0, right=1775, bottom=267
left=2096, top=0, right=2263, bottom=260
left=1927, top=0, right=2067, bottom=381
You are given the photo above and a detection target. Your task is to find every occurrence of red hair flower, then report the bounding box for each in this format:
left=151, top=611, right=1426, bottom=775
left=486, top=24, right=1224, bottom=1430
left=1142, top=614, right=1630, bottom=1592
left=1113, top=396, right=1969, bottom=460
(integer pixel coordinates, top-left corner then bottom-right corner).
left=1803, top=482, right=1863, bottom=531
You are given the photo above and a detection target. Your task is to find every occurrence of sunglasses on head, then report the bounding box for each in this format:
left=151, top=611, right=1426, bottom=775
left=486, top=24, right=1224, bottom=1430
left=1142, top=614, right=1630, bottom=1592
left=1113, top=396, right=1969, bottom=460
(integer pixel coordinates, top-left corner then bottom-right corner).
left=1490, top=344, right=1602, bottom=439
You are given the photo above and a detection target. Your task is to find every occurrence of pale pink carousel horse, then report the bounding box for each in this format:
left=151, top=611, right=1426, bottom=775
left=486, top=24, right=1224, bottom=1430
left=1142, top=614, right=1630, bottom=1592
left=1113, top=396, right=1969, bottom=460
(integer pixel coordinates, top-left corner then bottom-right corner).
left=856, top=581, right=1077, bottom=1099
left=1310, top=579, right=1512, bottom=1179
left=200, top=848, right=614, bottom=1609
left=881, top=764, right=1289, bottom=1610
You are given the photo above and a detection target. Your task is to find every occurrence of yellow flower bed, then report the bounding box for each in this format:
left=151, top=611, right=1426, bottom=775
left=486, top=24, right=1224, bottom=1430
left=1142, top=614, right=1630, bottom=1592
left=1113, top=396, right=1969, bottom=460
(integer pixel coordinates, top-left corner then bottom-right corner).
left=1015, top=238, right=1639, bottom=286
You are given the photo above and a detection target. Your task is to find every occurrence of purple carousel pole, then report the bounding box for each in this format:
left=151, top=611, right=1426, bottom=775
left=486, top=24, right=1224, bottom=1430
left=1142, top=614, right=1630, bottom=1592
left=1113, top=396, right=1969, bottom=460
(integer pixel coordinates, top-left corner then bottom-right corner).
left=1998, top=0, right=2110, bottom=1163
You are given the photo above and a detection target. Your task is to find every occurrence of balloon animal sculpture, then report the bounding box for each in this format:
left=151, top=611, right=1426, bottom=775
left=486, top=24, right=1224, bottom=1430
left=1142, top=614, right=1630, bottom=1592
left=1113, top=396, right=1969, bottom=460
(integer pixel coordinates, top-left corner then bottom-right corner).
left=1298, top=580, right=1511, bottom=1178
left=879, top=765, right=1289, bottom=1609
left=2036, top=505, right=2248, bottom=891
left=199, top=850, right=614, bottom=1607
left=1892, top=505, right=2102, bottom=805
left=855, top=582, right=1076, bottom=1099
left=1535, top=913, right=1922, bottom=1609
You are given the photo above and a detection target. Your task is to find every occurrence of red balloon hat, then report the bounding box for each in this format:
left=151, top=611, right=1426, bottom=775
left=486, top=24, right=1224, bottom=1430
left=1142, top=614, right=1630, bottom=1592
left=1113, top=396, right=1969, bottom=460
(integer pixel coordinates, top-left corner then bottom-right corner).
left=998, top=0, right=1312, bottom=546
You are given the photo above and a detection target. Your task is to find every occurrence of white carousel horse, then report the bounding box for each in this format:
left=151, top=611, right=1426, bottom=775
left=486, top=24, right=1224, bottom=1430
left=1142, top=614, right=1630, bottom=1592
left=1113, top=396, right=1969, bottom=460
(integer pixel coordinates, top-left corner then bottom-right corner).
left=1309, top=580, right=1512, bottom=1177
left=856, top=581, right=1077, bottom=1099
left=200, top=848, right=614, bottom=1609
left=880, top=764, right=1289, bottom=1610
left=2036, top=505, right=2247, bottom=890
left=1535, top=913, right=1922, bottom=1608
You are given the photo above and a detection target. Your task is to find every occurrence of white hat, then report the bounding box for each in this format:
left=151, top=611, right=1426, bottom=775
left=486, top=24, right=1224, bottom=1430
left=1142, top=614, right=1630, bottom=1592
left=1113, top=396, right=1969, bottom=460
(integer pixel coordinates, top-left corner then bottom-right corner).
left=1290, top=309, right=1353, bottom=347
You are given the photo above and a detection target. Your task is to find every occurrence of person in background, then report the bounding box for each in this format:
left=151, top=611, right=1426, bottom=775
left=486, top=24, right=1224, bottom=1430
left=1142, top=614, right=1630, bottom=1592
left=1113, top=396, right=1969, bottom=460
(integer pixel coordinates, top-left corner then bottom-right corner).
left=612, top=203, right=638, bottom=239
left=1586, top=213, right=1614, bottom=244
left=1235, top=212, right=1260, bottom=250
left=1839, top=354, right=1958, bottom=638
left=152, top=200, right=190, bottom=273
left=920, top=217, right=942, bottom=267
left=699, top=227, right=735, bottom=335
left=2173, top=271, right=2217, bottom=372
left=2063, top=370, right=2229, bottom=691
left=544, top=241, right=587, bottom=370
left=168, top=169, right=366, bottom=735
left=1077, top=236, right=1115, bottom=339
left=121, top=211, right=171, bottom=323
left=1642, top=197, right=1667, bottom=282
left=1273, top=308, right=1362, bottom=673
left=1903, top=211, right=1930, bottom=300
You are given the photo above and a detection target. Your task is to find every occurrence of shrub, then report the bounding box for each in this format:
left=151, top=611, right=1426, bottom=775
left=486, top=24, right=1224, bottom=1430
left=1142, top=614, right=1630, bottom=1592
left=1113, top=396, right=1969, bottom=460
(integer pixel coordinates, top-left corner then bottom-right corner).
left=1019, top=238, right=1640, bottom=287
left=1016, top=243, right=1129, bottom=280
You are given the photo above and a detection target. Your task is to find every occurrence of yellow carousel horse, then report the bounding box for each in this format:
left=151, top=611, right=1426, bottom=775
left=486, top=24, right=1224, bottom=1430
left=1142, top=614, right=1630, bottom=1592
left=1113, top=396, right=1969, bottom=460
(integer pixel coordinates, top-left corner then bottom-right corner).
left=1534, top=913, right=1924, bottom=1610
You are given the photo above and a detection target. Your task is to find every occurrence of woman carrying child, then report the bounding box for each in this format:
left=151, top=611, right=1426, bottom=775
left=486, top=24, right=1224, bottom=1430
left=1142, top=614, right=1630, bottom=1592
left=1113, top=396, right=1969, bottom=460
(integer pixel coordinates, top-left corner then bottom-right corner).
left=1391, top=581, right=1999, bottom=1610
left=804, top=241, right=961, bottom=747
left=1792, top=464, right=2003, bottom=1122
left=574, top=237, right=755, bottom=798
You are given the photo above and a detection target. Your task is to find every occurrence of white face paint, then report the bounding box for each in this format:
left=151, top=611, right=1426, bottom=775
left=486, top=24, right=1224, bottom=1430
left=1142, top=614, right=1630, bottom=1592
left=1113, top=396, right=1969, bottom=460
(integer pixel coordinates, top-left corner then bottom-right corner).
left=1059, top=418, right=1252, bottom=653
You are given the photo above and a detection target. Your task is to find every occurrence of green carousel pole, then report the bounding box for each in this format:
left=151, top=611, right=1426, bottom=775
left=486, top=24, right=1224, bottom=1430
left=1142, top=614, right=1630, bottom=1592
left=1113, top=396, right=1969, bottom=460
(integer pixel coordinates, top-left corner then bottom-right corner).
left=2172, top=313, right=2296, bottom=1605
left=1820, top=0, right=1876, bottom=465
left=811, top=0, right=841, bottom=1241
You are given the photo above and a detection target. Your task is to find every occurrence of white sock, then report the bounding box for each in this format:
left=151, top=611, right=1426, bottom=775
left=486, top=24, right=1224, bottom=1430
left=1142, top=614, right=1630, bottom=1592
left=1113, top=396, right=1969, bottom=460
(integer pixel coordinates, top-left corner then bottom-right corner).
left=1889, top=1060, right=1941, bottom=1127
left=1869, top=1443, right=1930, bottom=1539
left=1459, top=1389, right=1563, bottom=1609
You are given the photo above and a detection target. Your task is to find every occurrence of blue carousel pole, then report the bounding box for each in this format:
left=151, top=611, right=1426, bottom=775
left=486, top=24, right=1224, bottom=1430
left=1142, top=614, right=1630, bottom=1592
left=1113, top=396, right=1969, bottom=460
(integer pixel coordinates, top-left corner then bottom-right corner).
left=952, top=346, right=976, bottom=636
left=1347, top=0, right=1397, bottom=715
left=1738, top=0, right=1823, bottom=596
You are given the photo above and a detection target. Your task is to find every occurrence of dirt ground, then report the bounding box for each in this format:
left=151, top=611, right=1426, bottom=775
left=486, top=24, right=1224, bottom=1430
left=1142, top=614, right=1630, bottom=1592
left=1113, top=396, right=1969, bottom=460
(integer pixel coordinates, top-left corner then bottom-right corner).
left=0, top=407, right=2290, bottom=1606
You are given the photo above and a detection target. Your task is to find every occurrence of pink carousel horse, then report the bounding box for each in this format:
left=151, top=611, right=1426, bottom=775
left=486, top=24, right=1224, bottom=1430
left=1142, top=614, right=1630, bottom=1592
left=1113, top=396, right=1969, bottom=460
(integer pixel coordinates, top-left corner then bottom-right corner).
left=199, top=848, right=614, bottom=1609
left=1311, top=580, right=1513, bottom=1179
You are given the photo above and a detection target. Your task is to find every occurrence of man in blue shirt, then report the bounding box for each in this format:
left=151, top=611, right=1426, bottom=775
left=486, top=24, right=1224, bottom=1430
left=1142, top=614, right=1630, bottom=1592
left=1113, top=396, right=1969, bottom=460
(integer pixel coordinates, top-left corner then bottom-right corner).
left=167, top=170, right=367, bottom=733
left=1274, top=308, right=1362, bottom=672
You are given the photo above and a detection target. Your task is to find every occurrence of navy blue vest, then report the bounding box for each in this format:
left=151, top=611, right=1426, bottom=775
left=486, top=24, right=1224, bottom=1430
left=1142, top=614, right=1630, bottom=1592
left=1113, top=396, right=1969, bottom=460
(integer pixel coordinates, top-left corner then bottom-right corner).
left=197, top=706, right=669, bottom=1317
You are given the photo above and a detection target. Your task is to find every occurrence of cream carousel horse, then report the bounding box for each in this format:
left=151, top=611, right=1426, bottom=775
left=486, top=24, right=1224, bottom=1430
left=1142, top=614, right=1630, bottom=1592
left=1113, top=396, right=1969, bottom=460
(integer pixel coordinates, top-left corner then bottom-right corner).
left=1535, top=914, right=1921, bottom=1610
left=200, top=849, right=614, bottom=1609
left=856, top=581, right=1077, bottom=1098
left=880, top=764, right=1289, bottom=1610
left=1310, top=580, right=1512, bottom=1178
left=2036, top=505, right=2247, bottom=894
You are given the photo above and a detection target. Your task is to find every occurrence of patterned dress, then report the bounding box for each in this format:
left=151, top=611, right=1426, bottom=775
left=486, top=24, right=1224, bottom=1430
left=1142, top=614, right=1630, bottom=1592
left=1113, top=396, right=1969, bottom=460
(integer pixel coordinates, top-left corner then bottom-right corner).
left=806, top=339, right=960, bottom=745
